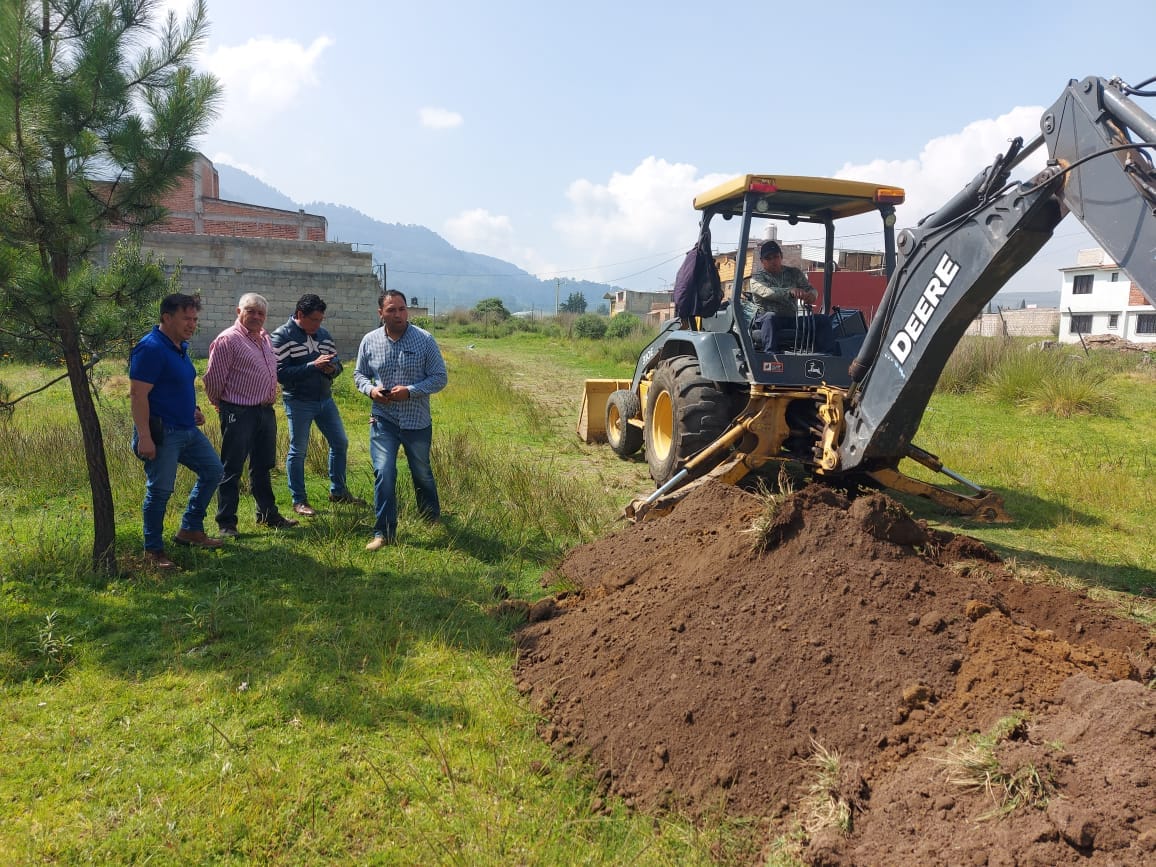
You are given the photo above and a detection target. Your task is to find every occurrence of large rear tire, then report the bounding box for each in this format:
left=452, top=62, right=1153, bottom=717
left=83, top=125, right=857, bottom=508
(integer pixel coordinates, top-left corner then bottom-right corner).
left=643, top=356, right=732, bottom=486
left=605, top=389, right=643, bottom=457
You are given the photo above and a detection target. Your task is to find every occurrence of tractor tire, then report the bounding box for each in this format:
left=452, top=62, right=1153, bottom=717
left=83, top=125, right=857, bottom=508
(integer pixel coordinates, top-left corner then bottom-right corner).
left=605, top=389, right=643, bottom=457
left=643, top=356, right=732, bottom=486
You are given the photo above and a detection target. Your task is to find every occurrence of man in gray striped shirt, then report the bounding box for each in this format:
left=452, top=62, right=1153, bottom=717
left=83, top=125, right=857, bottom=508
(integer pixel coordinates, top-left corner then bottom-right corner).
left=353, top=290, right=448, bottom=550
left=270, top=294, right=365, bottom=516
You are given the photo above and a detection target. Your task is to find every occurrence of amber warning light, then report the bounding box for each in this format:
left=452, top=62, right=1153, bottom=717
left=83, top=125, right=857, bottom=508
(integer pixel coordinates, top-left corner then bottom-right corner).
left=874, top=187, right=905, bottom=204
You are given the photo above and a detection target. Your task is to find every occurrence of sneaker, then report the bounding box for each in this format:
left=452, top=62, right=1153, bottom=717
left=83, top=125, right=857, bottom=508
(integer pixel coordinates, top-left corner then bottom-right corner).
left=365, top=535, right=394, bottom=552
left=218, top=526, right=240, bottom=538
left=257, top=514, right=299, bottom=530
left=329, top=492, right=367, bottom=506
left=173, top=529, right=224, bottom=548
left=292, top=502, right=317, bottom=517
left=144, top=550, right=179, bottom=570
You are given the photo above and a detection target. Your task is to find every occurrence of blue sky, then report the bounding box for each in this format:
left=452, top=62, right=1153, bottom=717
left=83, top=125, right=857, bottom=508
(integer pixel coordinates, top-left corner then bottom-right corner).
left=163, top=0, right=1156, bottom=295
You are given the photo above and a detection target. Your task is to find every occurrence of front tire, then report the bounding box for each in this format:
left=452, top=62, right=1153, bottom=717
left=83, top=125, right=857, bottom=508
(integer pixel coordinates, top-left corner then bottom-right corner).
left=643, top=356, right=732, bottom=486
left=605, top=389, right=643, bottom=457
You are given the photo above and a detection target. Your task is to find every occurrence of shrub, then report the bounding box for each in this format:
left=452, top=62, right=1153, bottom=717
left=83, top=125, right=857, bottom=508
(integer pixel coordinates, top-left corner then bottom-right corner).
left=473, top=298, right=510, bottom=321
left=573, top=314, right=607, bottom=340
left=938, top=337, right=1016, bottom=394
left=605, top=312, right=641, bottom=340
left=982, top=345, right=1118, bottom=417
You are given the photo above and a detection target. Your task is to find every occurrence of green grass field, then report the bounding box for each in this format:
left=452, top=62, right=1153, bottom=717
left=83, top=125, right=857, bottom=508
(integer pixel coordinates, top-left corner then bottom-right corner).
left=0, top=330, right=1152, bottom=864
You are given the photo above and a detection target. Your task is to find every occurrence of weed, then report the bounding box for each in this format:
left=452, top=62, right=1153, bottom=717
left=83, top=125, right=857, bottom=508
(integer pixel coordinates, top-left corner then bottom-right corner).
left=798, top=738, right=853, bottom=837
left=183, top=581, right=235, bottom=641
left=748, top=466, right=797, bottom=555
left=938, top=713, right=1056, bottom=819
left=35, top=610, right=75, bottom=673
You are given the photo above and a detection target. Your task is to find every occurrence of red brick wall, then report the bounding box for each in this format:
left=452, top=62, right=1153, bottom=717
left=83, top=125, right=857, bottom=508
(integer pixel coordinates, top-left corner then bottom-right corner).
left=111, top=153, right=326, bottom=242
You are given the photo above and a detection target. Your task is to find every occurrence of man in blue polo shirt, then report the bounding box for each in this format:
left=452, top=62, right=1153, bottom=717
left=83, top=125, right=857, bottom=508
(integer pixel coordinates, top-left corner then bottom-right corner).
left=129, top=294, right=224, bottom=569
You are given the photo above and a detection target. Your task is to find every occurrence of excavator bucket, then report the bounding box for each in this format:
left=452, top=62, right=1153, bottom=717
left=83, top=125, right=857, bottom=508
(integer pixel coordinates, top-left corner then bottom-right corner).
left=577, top=379, right=632, bottom=443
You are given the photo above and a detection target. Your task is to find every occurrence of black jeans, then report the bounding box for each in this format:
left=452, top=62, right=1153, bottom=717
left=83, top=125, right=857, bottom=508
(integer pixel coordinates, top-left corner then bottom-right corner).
left=215, top=402, right=280, bottom=527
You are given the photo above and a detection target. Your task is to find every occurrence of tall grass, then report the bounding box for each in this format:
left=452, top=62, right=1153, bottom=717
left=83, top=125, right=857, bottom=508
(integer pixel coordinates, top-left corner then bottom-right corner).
left=1, top=333, right=1152, bottom=864
left=0, top=349, right=739, bottom=864
left=937, top=336, right=1018, bottom=394
left=938, top=338, right=1124, bottom=417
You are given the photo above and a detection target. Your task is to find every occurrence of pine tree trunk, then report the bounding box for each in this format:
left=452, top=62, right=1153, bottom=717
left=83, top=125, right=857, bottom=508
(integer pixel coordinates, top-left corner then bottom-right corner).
left=62, top=341, right=117, bottom=575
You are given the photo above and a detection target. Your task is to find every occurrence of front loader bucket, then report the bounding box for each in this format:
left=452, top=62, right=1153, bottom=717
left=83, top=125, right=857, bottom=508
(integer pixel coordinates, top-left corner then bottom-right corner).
left=577, top=379, right=632, bottom=443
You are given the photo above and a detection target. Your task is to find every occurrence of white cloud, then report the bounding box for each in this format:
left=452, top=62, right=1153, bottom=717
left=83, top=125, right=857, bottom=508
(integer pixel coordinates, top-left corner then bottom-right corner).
left=836, top=106, right=1047, bottom=230
left=208, top=152, right=269, bottom=183
left=201, top=35, right=334, bottom=131
left=419, top=107, right=464, bottom=130
left=444, top=208, right=513, bottom=247
left=834, top=105, right=1091, bottom=294
left=548, top=157, right=730, bottom=282
left=443, top=208, right=544, bottom=269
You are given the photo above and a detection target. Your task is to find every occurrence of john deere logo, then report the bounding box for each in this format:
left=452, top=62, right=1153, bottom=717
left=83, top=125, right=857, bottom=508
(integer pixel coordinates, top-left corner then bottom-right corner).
left=805, top=359, right=825, bottom=379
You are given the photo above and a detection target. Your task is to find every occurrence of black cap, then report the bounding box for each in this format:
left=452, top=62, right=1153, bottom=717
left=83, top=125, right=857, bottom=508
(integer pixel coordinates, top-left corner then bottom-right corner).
left=759, top=240, right=782, bottom=259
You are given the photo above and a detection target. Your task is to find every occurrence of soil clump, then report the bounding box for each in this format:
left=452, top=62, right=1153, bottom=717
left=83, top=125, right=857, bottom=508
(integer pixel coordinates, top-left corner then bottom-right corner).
left=514, top=482, right=1156, bottom=865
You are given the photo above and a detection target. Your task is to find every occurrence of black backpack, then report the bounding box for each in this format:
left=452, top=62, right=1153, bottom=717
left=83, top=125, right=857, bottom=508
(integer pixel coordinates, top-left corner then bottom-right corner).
left=672, top=224, right=722, bottom=320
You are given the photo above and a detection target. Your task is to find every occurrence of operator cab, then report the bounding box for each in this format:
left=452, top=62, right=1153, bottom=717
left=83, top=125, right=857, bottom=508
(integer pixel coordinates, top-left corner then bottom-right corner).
left=693, top=174, right=904, bottom=387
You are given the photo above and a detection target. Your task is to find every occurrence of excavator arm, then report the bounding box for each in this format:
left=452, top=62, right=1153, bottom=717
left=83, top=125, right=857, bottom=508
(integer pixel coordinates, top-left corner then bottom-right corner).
left=839, top=75, right=1156, bottom=475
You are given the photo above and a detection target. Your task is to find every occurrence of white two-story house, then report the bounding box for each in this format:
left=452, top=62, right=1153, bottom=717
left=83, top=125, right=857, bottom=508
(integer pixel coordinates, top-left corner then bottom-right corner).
left=1058, top=248, right=1155, bottom=344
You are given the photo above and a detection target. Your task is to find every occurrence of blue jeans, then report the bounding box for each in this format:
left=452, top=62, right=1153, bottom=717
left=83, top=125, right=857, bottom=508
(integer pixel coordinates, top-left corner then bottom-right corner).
left=283, top=397, right=350, bottom=504
left=369, top=417, right=439, bottom=540
left=134, top=426, right=223, bottom=552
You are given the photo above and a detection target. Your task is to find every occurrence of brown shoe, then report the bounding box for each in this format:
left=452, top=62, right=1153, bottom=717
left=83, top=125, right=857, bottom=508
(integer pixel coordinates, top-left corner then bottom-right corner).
left=365, top=535, right=394, bottom=552
left=292, top=502, right=317, bottom=517
left=145, top=550, right=179, bottom=570
left=174, top=529, right=224, bottom=548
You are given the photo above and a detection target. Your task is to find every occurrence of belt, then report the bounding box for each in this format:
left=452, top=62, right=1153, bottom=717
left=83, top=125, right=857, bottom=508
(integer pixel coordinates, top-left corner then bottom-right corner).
left=220, top=400, right=276, bottom=409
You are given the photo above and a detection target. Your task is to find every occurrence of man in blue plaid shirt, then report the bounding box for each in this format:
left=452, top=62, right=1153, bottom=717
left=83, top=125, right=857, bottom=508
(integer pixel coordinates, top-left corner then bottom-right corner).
left=353, top=290, right=448, bottom=550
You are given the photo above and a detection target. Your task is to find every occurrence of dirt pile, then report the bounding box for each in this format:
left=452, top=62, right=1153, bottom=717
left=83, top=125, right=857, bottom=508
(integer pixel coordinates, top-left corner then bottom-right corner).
left=514, top=482, right=1156, bottom=865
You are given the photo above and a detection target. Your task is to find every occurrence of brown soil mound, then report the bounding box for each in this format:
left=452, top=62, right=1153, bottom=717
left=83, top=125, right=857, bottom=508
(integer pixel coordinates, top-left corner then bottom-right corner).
left=514, top=482, right=1156, bottom=865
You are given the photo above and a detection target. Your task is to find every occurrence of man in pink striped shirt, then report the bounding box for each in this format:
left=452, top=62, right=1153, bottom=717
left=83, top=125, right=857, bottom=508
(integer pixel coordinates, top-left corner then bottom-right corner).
left=204, top=293, right=299, bottom=535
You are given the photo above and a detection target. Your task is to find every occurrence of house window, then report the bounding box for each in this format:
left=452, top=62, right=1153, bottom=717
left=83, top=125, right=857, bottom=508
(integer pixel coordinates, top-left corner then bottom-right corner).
left=1069, top=314, right=1092, bottom=334
left=1138, top=314, right=1156, bottom=334
left=1072, top=274, right=1094, bottom=294
left=1111, top=271, right=1119, bottom=282
left=1108, top=314, right=1119, bottom=329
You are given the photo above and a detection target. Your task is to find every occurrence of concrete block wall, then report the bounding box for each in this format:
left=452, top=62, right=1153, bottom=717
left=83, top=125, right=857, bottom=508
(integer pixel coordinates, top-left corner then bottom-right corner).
left=101, top=232, right=383, bottom=357
left=964, top=308, right=1059, bottom=337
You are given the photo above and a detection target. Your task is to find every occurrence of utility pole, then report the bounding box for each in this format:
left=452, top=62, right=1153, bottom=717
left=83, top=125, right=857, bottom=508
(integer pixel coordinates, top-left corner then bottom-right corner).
left=376, top=261, right=387, bottom=289
left=555, top=278, right=560, bottom=315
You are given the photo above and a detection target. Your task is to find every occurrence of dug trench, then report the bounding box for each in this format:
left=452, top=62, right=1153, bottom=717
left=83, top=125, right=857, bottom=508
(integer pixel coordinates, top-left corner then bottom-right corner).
left=513, top=482, right=1156, bottom=865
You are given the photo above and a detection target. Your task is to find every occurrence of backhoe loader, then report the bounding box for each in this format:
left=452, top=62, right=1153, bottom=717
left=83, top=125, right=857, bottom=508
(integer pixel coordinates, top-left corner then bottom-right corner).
left=580, top=75, right=1156, bottom=520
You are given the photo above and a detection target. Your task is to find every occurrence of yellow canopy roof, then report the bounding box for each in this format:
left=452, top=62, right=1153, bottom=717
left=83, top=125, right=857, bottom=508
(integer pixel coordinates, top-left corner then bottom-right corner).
left=693, top=174, right=905, bottom=220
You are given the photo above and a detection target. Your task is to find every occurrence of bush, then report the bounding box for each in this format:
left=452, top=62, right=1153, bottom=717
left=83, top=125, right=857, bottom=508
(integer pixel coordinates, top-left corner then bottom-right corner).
left=605, top=312, right=642, bottom=340
left=573, top=314, right=607, bottom=340
left=982, top=345, right=1118, bottom=417
left=473, top=298, right=510, bottom=321
left=938, top=337, right=1016, bottom=394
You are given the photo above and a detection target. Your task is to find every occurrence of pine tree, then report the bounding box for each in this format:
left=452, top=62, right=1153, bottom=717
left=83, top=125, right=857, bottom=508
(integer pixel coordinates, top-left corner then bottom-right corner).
left=560, top=291, right=587, bottom=314
left=0, top=0, right=221, bottom=573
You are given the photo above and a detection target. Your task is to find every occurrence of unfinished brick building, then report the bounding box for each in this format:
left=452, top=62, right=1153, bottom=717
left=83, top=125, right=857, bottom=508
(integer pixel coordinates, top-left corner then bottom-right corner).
left=97, top=153, right=380, bottom=355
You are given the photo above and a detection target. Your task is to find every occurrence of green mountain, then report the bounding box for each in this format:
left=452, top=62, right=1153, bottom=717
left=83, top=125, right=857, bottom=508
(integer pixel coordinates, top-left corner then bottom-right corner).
left=216, top=164, right=615, bottom=314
